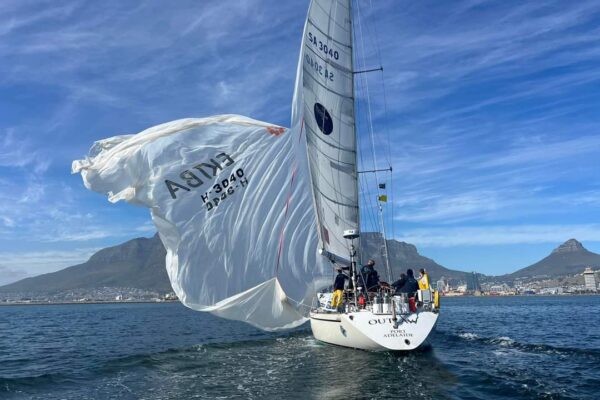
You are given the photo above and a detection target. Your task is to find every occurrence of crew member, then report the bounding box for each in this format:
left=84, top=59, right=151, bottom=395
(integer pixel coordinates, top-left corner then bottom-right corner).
left=360, top=259, right=380, bottom=292
left=391, top=272, right=407, bottom=293
left=331, top=268, right=348, bottom=309
left=418, top=268, right=430, bottom=290
left=397, top=268, right=419, bottom=296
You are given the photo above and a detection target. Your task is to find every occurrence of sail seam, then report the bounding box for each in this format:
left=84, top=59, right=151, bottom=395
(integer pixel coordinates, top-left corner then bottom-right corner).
left=305, top=124, right=356, bottom=153
left=305, top=133, right=354, bottom=165
left=302, top=67, right=353, bottom=100
left=309, top=179, right=359, bottom=209
left=305, top=21, right=352, bottom=50
left=303, top=43, right=352, bottom=74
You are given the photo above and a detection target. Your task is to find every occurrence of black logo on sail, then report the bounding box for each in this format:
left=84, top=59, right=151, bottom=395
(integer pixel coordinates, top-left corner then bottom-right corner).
left=313, top=103, right=333, bottom=135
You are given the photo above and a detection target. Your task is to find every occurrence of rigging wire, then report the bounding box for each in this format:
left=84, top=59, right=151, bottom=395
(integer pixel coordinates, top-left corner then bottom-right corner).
left=352, top=4, right=381, bottom=261
left=355, top=96, right=380, bottom=237
left=354, top=4, right=381, bottom=267
left=366, top=0, right=398, bottom=242
left=355, top=0, right=393, bottom=282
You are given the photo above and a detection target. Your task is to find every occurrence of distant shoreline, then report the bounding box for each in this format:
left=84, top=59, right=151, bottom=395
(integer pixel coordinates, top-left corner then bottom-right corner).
left=2, top=293, right=598, bottom=307
left=0, top=299, right=180, bottom=306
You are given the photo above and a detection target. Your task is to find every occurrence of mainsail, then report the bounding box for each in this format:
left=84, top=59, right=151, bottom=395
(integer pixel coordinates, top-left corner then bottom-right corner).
left=73, top=116, right=327, bottom=331
left=291, top=0, right=358, bottom=264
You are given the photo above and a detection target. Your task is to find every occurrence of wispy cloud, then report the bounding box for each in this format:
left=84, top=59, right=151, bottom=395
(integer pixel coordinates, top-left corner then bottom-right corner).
left=0, top=128, right=39, bottom=168
left=398, top=224, right=600, bottom=247
left=0, top=265, right=29, bottom=286
left=0, top=247, right=99, bottom=285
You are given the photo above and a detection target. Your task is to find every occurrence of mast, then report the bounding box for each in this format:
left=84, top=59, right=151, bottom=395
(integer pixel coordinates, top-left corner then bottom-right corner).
left=349, top=0, right=360, bottom=300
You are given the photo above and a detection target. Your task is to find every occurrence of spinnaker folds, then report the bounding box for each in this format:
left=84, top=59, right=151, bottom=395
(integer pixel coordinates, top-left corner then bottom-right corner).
left=73, top=0, right=356, bottom=332
left=73, top=116, right=327, bottom=331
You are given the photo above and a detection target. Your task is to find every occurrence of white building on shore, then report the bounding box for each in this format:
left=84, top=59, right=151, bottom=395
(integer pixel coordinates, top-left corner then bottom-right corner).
left=583, top=267, right=597, bottom=292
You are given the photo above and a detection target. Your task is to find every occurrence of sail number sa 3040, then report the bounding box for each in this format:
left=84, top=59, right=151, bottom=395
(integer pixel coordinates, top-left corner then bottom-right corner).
left=164, top=152, right=249, bottom=212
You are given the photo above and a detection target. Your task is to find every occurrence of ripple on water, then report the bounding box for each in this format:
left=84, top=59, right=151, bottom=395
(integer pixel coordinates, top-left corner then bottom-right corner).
left=1, top=298, right=599, bottom=399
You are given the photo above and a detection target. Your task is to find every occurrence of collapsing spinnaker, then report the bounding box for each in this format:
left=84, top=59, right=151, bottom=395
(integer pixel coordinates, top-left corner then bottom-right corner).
left=73, top=115, right=328, bottom=331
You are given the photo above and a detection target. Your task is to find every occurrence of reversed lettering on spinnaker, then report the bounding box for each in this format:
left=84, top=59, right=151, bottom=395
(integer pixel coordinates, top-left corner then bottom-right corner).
left=164, top=152, right=235, bottom=199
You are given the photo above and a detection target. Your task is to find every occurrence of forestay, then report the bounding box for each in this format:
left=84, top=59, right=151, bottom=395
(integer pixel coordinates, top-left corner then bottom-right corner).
left=291, top=0, right=359, bottom=264
left=73, top=115, right=328, bottom=331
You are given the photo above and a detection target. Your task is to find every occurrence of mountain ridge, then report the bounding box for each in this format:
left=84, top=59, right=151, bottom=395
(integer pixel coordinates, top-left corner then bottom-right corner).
left=2, top=236, right=597, bottom=294
left=505, top=238, right=600, bottom=279
left=0, top=235, right=171, bottom=293
left=0, top=232, right=467, bottom=293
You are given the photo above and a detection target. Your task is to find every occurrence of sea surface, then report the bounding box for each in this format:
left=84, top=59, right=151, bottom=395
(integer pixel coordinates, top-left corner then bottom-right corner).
left=1, top=296, right=599, bottom=399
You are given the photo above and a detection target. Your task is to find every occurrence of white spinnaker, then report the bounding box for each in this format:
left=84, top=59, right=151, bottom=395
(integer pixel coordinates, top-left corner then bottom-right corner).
left=292, top=0, right=358, bottom=263
left=73, top=115, right=328, bottom=331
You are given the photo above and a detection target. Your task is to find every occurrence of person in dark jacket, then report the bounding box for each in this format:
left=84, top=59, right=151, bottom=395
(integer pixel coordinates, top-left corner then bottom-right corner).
left=331, top=268, right=348, bottom=309
left=397, top=268, right=419, bottom=295
left=391, top=273, right=407, bottom=293
left=360, top=259, right=380, bottom=292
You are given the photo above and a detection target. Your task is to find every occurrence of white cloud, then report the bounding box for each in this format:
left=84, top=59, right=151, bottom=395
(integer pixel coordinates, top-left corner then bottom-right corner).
left=397, top=224, right=600, bottom=247
left=135, top=221, right=156, bottom=233
left=0, top=265, right=29, bottom=286
left=0, top=247, right=99, bottom=285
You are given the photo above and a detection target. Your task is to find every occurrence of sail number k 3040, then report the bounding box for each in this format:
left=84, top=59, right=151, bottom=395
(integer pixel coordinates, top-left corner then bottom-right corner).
left=201, top=169, right=248, bottom=212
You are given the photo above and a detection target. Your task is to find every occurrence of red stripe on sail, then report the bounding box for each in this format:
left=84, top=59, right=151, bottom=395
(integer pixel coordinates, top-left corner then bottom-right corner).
left=274, top=120, right=304, bottom=275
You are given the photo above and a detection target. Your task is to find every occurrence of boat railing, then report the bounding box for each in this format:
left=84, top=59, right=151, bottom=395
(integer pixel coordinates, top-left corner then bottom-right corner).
left=312, top=288, right=439, bottom=314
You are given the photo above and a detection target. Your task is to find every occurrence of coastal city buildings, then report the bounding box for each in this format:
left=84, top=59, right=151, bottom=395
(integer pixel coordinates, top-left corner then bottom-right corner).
left=431, top=268, right=599, bottom=296
left=0, top=287, right=178, bottom=304
left=1, top=269, right=599, bottom=304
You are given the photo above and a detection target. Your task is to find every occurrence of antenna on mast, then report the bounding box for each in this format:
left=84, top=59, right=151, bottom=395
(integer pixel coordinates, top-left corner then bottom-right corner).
left=343, top=229, right=360, bottom=307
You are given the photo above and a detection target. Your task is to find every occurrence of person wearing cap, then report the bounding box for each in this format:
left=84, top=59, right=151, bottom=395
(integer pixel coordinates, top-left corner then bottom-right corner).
left=331, top=268, right=348, bottom=309
left=418, top=268, right=430, bottom=290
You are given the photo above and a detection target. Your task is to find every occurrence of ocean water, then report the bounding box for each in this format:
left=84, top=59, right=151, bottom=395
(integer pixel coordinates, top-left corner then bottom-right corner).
left=1, top=296, right=599, bottom=399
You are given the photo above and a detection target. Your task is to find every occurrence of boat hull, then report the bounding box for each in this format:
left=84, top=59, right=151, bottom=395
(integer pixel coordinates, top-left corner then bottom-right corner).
left=310, top=309, right=438, bottom=351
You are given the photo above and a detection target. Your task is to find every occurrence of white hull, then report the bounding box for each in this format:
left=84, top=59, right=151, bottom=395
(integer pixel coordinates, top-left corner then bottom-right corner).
left=310, top=309, right=438, bottom=351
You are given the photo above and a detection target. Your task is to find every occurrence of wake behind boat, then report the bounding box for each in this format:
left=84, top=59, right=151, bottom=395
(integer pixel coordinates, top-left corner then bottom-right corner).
left=73, top=0, right=439, bottom=352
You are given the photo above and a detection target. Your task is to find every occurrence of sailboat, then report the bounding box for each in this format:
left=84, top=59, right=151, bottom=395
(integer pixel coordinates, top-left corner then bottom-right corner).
left=72, top=0, right=439, bottom=351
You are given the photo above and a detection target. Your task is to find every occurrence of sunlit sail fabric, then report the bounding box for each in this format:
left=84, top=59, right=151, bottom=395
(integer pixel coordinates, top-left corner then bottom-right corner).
left=72, top=115, right=328, bottom=331
left=291, top=0, right=358, bottom=263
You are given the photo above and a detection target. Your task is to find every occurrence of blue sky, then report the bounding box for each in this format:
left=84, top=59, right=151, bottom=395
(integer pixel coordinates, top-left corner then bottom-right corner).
left=1, top=0, right=600, bottom=285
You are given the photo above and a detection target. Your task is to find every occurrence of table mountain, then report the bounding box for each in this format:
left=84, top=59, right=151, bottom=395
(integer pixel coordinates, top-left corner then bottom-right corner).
left=0, top=234, right=171, bottom=294
left=0, top=232, right=466, bottom=294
